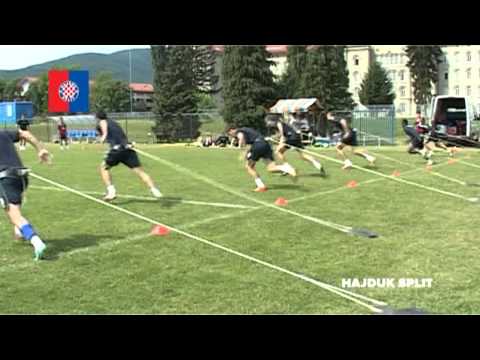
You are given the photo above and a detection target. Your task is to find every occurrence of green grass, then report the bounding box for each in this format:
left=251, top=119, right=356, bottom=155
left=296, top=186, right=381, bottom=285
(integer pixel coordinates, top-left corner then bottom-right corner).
left=1, top=142, right=480, bottom=314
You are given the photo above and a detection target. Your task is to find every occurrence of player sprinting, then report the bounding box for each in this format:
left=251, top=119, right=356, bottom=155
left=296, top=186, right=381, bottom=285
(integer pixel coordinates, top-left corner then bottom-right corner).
left=401, top=119, right=434, bottom=165
left=326, top=111, right=376, bottom=170
left=227, top=126, right=297, bottom=192
left=95, top=111, right=162, bottom=201
left=265, top=115, right=326, bottom=177
left=58, top=117, right=69, bottom=150
left=0, top=127, right=50, bottom=260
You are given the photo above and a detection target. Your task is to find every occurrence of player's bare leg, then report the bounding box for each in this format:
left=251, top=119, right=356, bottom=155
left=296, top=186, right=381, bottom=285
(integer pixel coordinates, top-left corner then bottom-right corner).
left=5, top=205, right=46, bottom=260
left=266, top=160, right=297, bottom=179
left=100, top=163, right=117, bottom=201
left=297, top=150, right=326, bottom=176
left=245, top=160, right=267, bottom=192
left=131, top=167, right=162, bottom=198
left=337, top=143, right=352, bottom=169
left=353, top=149, right=376, bottom=166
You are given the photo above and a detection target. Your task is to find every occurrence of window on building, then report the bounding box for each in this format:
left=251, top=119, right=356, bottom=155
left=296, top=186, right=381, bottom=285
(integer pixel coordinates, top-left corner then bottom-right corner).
left=455, top=51, right=460, bottom=63
left=353, top=55, right=359, bottom=66
left=399, top=70, right=405, bottom=81
left=389, top=70, right=396, bottom=81
left=467, top=68, right=471, bottom=79
left=467, top=52, right=472, bottom=62
left=455, top=69, right=460, bottom=81
left=400, top=86, right=406, bottom=96
left=467, top=86, right=472, bottom=96
left=399, top=103, right=406, bottom=113
left=455, top=86, right=460, bottom=96
left=355, top=87, right=360, bottom=97
left=444, top=72, right=449, bottom=80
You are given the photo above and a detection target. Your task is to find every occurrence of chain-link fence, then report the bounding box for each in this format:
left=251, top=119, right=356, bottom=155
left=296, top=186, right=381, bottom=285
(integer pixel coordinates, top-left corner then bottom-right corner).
left=351, top=105, right=396, bottom=146
left=16, top=111, right=225, bottom=144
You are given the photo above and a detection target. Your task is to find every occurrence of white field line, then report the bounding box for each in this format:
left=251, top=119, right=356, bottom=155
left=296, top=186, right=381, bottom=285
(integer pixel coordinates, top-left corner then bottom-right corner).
left=29, top=185, right=255, bottom=209
left=135, top=149, right=359, bottom=234
left=278, top=143, right=478, bottom=203
left=25, top=172, right=387, bottom=313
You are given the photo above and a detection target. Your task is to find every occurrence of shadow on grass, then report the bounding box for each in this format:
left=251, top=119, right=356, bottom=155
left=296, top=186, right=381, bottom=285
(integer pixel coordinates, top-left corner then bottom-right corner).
left=268, top=184, right=309, bottom=192
left=43, top=233, right=112, bottom=261
left=114, top=196, right=184, bottom=209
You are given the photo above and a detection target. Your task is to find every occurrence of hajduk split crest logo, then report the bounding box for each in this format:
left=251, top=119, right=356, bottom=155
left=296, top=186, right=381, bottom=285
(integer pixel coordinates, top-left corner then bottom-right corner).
left=58, top=80, right=80, bottom=103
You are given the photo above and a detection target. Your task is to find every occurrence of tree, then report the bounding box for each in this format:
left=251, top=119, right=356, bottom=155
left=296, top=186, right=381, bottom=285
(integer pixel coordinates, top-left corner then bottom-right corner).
left=279, top=45, right=308, bottom=98
left=406, top=45, right=443, bottom=113
left=25, top=73, right=49, bottom=115
left=90, top=72, right=130, bottom=112
left=358, top=61, right=395, bottom=105
left=3, top=78, right=22, bottom=101
left=222, top=45, right=277, bottom=131
left=0, top=79, right=6, bottom=100
left=192, top=45, right=220, bottom=94
left=151, top=45, right=199, bottom=141
left=299, top=45, right=353, bottom=111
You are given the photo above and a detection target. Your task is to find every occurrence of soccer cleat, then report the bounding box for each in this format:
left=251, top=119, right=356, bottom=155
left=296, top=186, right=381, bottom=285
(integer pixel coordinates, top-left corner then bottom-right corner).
left=151, top=188, right=163, bottom=198
left=253, top=186, right=268, bottom=192
left=103, top=193, right=117, bottom=202
left=34, top=243, right=47, bottom=261
left=368, top=157, right=376, bottom=166
left=342, top=160, right=353, bottom=170
left=427, top=159, right=434, bottom=166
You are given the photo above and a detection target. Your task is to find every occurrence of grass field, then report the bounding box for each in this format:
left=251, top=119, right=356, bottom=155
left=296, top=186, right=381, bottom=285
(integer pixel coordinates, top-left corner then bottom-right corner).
left=1, top=141, right=480, bottom=314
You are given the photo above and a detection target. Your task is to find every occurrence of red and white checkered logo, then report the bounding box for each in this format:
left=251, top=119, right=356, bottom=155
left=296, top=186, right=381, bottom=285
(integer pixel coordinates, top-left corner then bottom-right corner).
left=58, top=80, right=80, bottom=103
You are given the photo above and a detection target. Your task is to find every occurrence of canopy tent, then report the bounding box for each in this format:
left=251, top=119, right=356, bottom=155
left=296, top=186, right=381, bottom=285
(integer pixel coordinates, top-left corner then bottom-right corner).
left=269, top=98, right=322, bottom=114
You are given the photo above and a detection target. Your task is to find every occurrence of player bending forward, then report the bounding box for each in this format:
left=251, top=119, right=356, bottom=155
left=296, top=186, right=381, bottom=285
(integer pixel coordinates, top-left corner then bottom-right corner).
left=266, top=115, right=326, bottom=177
left=326, top=111, right=375, bottom=170
left=96, top=111, right=162, bottom=201
left=227, top=126, right=297, bottom=192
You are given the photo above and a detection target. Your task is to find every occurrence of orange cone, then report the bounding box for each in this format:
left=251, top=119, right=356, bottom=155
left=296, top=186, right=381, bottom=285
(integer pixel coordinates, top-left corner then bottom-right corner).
left=426, top=165, right=433, bottom=172
left=347, top=180, right=358, bottom=188
left=151, top=225, right=170, bottom=236
left=392, top=170, right=401, bottom=177
left=275, top=197, right=288, bottom=206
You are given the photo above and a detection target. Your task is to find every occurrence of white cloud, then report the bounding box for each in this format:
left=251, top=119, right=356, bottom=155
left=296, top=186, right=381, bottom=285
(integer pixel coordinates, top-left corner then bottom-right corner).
left=0, top=45, right=150, bottom=70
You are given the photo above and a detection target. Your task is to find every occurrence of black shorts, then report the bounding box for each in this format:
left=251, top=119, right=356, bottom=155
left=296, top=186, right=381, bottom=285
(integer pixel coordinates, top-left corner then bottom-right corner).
left=0, top=176, right=28, bottom=208
left=285, top=137, right=304, bottom=150
left=60, top=135, right=68, bottom=140
left=104, top=149, right=141, bottom=169
left=246, top=141, right=274, bottom=162
left=340, top=132, right=355, bottom=146
left=411, top=135, right=424, bottom=149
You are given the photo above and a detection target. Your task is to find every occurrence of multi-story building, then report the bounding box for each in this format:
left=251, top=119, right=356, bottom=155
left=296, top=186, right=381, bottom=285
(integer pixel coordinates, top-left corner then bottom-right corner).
left=214, top=45, right=480, bottom=117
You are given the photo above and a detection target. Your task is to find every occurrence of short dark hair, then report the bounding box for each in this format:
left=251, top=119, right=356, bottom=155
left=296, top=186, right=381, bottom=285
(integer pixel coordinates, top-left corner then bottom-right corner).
left=402, top=119, right=409, bottom=127
left=96, top=111, right=107, bottom=120
left=226, top=125, right=237, bottom=132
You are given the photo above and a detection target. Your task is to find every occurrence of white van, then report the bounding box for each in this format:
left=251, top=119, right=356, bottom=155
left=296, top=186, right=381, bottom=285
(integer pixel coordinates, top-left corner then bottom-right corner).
left=428, top=95, right=480, bottom=141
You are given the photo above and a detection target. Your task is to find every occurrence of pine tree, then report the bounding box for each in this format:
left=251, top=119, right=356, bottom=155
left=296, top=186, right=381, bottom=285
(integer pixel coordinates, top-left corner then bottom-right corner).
left=192, top=45, right=220, bottom=94
left=25, top=73, right=49, bottom=115
left=151, top=45, right=199, bottom=141
left=299, top=46, right=353, bottom=111
left=279, top=45, right=308, bottom=98
left=358, top=61, right=395, bottom=105
left=405, top=45, right=443, bottom=113
left=90, top=72, right=130, bottom=112
left=222, top=45, right=277, bottom=131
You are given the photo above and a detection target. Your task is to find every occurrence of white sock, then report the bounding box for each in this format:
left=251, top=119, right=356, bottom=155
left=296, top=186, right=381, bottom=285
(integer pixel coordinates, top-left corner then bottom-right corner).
left=312, top=160, right=321, bottom=170
left=278, top=163, right=293, bottom=175
left=365, top=154, right=375, bottom=162
left=344, top=159, right=353, bottom=166
left=30, top=235, right=45, bottom=250
left=255, top=177, right=265, bottom=188
left=107, top=185, right=116, bottom=194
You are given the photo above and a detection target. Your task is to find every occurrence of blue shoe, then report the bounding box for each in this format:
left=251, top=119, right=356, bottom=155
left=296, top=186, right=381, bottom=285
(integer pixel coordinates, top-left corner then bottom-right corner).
left=34, top=243, right=47, bottom=261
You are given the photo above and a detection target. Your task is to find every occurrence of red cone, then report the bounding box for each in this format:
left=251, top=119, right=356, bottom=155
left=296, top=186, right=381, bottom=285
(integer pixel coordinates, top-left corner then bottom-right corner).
left=392, top=170, right=401, bottom=177
left=426, top=165, right=433, bottom=172
left=151, top=225, right=170, bottom=236
left=347, top=180, right=358, bottom=188
left=275, top=197, right=288, bottom=206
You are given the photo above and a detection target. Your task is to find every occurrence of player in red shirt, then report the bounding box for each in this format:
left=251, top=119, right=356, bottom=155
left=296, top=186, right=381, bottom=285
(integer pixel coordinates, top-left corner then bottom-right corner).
left=58, top=117, right=69, bottom=150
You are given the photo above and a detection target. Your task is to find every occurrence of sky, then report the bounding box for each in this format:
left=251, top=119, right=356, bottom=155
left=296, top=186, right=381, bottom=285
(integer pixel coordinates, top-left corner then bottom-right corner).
left=0, top=45, right=150, bottom=70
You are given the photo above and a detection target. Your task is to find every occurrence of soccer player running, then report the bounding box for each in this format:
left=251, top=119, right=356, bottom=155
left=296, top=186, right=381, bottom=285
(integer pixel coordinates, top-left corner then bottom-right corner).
left=266, top=115, right=326, bottom=177
left=227, top=125, right=297, bottom=192
left=326, top=111, right=376, bottom=170
left=0, top=126, right=50, bottom=260
left=58, top=117, right=69, bottom=150
left=401, top=119, right=434, bottom=165
left=95, top=111, right=162, bottom=201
